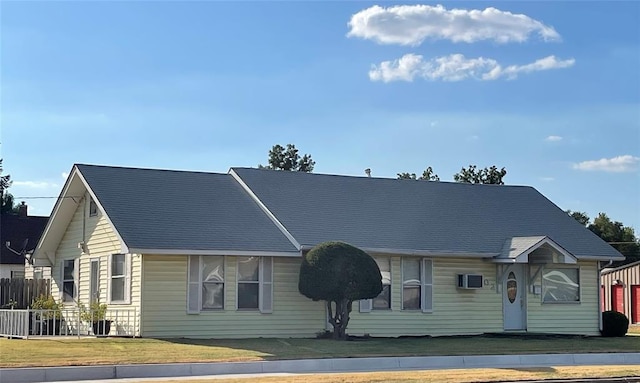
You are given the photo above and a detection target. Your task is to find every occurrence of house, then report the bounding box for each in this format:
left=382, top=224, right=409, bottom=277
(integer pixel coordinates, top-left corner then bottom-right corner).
left=601, top=261, right=640, bottom=325
left=31, top=164, right=624, bottom=338
left=1, top=203, right=49, bottom=279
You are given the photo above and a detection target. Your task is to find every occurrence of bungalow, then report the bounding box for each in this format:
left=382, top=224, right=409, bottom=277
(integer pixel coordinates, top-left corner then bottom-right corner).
left=31, top=164, right=623, bottom=338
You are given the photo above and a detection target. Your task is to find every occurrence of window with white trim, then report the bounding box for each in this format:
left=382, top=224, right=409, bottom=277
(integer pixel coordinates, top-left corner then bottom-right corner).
left=108, top=254, right=131, bottom=304
left=89, top=198, right=98, bottom=217
left=402, top=258, right=433, bottom=312
left=542, top=266, right=580, bottom=303
left=61, top=259, right=77, bottom=303
left=188, top=256, right=225, bottom=312
left=237, top=256, right=273, bottom=312
left=373, top=257, right=391, bottom=310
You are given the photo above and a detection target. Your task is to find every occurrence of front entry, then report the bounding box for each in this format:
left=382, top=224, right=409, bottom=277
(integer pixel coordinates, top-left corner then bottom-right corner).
left=503, top=264, right=526, bottom=331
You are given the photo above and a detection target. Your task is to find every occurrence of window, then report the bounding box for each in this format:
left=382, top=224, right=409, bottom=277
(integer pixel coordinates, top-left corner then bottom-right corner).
left=109, top=254, right=131, bottom=304
left=34, top=269, right=43, bottom=280
left=402, top=258, right=433, bottom=312
left=202, top=257, right=224, bottom=309
left=373, top=257, right=391, bottom=309
left=62, top=259, right=77, bottom=303
left=11, top=270, right=25, bottom=279
left=89, top=198, right=98, bottom=217
left=542, top=266, right=580, bottom=303
left=237, top=256, right=273, bottom=312
left=402, top=259, right=420, bottom=310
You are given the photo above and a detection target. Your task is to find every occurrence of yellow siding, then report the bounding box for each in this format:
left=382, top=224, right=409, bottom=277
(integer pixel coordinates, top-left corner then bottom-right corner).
left=348, top=257, right=503, bottom=337
left=141, top=255, right=326, bottom=338
left=51, top=196, right=141, bottom=316
left=527, top=261, right=600, bottom=335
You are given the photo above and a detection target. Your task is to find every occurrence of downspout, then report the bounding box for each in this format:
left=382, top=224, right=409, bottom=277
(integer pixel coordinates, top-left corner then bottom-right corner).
left=598, top=260, right=614, bottom=332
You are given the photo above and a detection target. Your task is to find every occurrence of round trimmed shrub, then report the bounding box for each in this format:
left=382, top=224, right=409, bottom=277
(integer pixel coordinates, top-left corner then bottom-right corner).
left=601, top=310, right=629, bottom=337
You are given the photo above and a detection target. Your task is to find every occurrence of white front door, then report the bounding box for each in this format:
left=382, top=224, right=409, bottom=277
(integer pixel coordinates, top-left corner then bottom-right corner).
left=503, top=264, right=526, bottom=331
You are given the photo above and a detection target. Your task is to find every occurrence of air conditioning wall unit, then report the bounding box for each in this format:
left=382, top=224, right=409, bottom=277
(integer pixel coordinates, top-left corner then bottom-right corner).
left=457, top=274, right=483, bottom=289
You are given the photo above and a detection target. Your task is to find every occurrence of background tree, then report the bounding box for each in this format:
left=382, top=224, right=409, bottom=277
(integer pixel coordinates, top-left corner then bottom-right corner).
left=298, top=241, right=382, bottom=340
left=397, top=166, right=440, bottom=181
left=453, top=165, right=507, bottom=185
left=567, top=211, right=639, bottom=266
left=259, top=144, right=315, bottom=172
left=0, top=159, right=17, bottom=214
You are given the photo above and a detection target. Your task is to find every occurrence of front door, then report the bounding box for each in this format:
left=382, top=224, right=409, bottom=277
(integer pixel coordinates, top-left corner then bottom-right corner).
left=503, top=264, right=526, bottom=331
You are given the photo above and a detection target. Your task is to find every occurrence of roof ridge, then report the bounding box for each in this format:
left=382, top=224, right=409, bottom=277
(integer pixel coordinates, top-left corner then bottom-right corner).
left=230, top=167, right=534, bottom=188
left=76, top=163, right=227, bottom=176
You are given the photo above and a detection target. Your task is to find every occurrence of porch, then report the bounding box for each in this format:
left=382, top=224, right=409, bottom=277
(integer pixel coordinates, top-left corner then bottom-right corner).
left=0, top=307, right=139, bottom=339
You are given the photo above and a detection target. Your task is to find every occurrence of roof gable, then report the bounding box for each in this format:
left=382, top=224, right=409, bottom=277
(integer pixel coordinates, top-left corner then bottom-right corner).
left=73, top=164, right=298, bottom=254
left=1, top=214, right=48, bottom=264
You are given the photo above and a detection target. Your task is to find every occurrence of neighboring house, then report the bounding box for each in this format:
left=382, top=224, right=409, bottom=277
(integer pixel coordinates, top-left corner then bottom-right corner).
left=32, top=164, right=624, bottom=338
left=0, top=203, right=49, bottom=279
left=601, top=261, right=640, bottom=325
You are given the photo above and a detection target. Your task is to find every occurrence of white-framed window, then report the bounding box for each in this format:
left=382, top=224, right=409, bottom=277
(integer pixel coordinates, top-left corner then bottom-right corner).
left=360, top=256, right=392, bottom=312
left=61, top=259, right=78, bottom=303
left=188, top=256, right=225, bottom=313
left=237, top=256, right=273, bottom=313
left=542, top=266, right=580, bottom=303
left=402, top=258, right=433, bottom=312
left=108, top=254, right=131, bottom=304
left=373, top=257, right=391, bottom=310
left=89, top=197, right=98, bottom=217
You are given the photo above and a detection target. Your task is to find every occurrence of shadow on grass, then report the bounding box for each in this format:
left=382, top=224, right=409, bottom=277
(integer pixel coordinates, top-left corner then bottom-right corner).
left=160, top=333, right=640, bottom=361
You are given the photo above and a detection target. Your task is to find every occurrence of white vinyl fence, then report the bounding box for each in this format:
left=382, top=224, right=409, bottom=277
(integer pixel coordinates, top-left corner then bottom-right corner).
left=0, top=308, right=138, bottom=339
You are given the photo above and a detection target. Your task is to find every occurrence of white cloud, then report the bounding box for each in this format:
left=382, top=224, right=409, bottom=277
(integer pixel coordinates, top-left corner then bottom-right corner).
left=348, top=4, right=560, bottom=46
left=545, top=135, right=563, bottom=142
left=13, top=181, right=59, bottom=189
left=573, top=155, right=640, bottom=173
left=539, top=177, right=555, bottom=182
left=62, top=172, right=69, bottom=179
left=369, top=54, right=575, bottom=82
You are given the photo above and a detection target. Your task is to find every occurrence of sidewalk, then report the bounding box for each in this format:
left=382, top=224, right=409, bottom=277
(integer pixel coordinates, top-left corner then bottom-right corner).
left=2, top=353, right=639, bottom=383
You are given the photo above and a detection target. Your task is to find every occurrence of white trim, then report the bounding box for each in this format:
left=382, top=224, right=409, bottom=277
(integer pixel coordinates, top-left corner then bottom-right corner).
left=495, top=237, right=578, bottom=264
left=128, top=248, right=300, bottom=257
left=108, top=253, right=131, bottom=305
left=229, top=169, right=301, bottom=250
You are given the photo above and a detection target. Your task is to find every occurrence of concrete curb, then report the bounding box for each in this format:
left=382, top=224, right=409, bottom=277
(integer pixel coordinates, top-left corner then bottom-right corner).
left=1, top=353, right=639, bottom=383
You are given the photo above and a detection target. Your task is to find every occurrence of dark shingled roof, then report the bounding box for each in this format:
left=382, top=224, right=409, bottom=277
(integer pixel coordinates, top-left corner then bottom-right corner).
left=1, top=214, right=49, bottom=264
left=231, top=167, right=623, bottom=260
left=76, top=164, right=298, bottom=253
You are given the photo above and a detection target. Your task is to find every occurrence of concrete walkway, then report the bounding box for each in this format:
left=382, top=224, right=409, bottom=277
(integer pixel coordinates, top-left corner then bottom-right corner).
left=2, top=353, right=639, bottom=383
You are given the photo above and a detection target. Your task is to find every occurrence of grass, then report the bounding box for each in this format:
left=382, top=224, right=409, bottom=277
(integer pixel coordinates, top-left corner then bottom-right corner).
left=1, top=334, right=639, bottom=368
left=143, top=366, right=640, bottom=383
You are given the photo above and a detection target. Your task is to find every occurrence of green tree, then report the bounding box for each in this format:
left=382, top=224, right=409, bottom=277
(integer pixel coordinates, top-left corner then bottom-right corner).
left=0, top=159, right=16, bottom=214
left=453, top=165, right=507, bottom=185
left=259, top=144, right=315, bottom=172
left=397, top=166, right=440, bottom=181
left=567, top=211, right=640, bottom=266
left=298, top=242, right=382, bottom=340
left=566, top=210, right=590, bottom=226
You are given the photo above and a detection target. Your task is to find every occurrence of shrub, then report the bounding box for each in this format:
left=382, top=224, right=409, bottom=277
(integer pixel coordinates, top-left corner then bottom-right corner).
left=79, top=301, right=108, bottom=322
left=31, top=295, right=62, bottom=319
left=601, top=310, right=629, bottom=337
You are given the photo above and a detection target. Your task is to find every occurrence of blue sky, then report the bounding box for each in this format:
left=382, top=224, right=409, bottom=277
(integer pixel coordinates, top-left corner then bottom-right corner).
left=2, top=2, right=639, bottom=232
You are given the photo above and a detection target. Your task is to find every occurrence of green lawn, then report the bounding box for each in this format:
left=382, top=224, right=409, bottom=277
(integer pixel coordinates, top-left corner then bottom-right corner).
left=1, top=334, right=639, bottom=368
